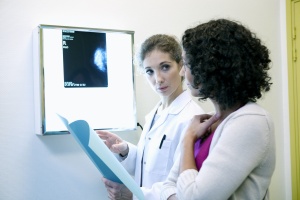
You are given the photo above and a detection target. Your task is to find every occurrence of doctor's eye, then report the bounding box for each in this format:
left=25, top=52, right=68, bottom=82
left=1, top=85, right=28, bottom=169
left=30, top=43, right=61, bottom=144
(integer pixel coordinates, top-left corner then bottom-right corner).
left=145, top=68, right=154, bottom=75
left=161, top=64, right=171, bottom=71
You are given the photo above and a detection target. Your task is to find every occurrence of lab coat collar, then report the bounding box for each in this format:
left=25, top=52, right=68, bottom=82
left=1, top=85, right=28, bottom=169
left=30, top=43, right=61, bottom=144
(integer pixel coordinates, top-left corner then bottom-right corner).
left=144, top=90, right=192, bottom=132
left=167, top=90, right=192, bottom=115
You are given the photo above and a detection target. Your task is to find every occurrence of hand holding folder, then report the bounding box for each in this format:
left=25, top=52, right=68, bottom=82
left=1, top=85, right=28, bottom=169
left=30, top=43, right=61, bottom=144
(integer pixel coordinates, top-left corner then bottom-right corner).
left=57, top=114, right=144, bottom=200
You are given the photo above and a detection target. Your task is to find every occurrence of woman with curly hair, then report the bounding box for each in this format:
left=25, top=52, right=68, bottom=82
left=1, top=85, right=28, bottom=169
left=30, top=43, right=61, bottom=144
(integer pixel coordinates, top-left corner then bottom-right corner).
left=161, top=19, right=275, bottom=200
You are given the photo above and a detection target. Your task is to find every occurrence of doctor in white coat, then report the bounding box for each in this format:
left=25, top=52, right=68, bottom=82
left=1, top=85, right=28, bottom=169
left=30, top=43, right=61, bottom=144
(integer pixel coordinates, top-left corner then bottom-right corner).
left=97, top=34, right=204, bottom=200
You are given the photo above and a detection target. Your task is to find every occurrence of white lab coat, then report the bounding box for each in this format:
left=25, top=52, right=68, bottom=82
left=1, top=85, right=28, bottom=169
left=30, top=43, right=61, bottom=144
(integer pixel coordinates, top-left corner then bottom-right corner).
left=119, top=90, right=205, bottom=200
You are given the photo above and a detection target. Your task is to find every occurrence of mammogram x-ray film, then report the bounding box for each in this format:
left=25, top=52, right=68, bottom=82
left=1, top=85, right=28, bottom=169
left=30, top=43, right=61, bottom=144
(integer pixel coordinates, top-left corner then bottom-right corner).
left=62, top=30, right=108, bottom=88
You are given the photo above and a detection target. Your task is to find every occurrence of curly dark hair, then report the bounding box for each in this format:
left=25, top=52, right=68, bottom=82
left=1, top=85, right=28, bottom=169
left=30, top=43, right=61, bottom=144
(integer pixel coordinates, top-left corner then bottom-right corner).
left=182, top=19, right=272, bottom=110
left=136, top=34, right=182, bottom=70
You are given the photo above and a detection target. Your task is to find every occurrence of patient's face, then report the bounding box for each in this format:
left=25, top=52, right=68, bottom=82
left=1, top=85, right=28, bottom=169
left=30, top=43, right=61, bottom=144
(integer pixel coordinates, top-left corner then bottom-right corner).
left=181, top=52, right=200, bottom=97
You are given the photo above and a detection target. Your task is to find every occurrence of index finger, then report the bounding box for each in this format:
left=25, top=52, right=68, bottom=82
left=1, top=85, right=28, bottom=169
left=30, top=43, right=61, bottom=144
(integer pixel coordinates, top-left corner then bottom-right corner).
left=197, top=114, right=213, bottom=122
left=96, top=130, right=110, bottom=140
left=203, top=113, right=220, bottom=128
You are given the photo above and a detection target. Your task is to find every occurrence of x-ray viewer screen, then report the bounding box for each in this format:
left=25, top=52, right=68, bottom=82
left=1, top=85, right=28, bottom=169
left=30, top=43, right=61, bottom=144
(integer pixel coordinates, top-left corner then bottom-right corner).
left=38, top=27, right=136, bottom=133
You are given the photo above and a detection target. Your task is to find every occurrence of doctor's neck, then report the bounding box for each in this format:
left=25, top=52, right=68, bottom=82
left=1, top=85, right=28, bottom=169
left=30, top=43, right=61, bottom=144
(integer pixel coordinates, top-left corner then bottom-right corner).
left=159, top=87, right=184, bottom=111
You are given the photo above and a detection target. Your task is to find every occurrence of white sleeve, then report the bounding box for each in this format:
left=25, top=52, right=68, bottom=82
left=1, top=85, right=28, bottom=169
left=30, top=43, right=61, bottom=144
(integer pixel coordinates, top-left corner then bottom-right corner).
left=160, top=156, right=180, bottom=200
left=119, top=142, right=138, bottom=176
left=132, top=182, right=162, bottom=200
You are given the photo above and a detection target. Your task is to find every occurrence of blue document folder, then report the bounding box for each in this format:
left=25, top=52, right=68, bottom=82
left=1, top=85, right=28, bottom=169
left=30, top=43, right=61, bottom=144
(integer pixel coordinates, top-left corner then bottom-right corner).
left=58, top=114, right=144, bottom=200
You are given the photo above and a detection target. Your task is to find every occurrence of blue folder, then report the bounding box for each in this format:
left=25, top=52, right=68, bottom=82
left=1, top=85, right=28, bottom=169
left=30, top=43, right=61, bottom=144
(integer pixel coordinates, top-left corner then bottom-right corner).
left=58, top=114, right=144, bottom=200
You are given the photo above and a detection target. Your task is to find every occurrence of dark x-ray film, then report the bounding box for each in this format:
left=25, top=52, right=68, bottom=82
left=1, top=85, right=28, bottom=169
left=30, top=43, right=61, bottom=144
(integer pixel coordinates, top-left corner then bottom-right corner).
left=62, top=30, right=108, bottom=88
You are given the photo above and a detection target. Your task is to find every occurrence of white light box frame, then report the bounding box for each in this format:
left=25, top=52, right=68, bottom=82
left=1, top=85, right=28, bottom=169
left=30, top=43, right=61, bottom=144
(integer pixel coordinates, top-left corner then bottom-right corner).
left=33, top=24, right=136, bottom=135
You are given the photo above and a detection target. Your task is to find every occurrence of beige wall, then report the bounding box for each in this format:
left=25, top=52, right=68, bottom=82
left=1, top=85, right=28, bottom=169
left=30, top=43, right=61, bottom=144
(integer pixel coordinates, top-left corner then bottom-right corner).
left=0, top=0, right=291, bottom=199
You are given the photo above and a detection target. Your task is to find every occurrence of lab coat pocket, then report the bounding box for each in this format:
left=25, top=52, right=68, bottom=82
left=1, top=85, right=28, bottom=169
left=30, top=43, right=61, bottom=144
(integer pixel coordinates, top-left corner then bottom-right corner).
left=145, top=139, right=172, bottom=176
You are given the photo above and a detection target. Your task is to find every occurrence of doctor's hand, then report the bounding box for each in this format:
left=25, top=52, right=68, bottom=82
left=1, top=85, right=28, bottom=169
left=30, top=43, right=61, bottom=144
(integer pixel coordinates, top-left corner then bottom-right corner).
left=102, top=177, right=133, bottom=200
left=96, top=130, right=129, bottom=156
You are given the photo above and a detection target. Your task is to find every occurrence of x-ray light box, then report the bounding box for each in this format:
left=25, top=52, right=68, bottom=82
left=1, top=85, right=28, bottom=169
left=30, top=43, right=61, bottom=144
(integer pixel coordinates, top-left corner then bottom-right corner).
left=33, top=24, right=136, bottom=135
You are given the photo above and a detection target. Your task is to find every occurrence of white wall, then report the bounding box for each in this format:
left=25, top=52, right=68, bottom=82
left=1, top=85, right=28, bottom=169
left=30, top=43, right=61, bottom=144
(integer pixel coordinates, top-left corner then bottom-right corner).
left=0, top=0, right=290, bottom=199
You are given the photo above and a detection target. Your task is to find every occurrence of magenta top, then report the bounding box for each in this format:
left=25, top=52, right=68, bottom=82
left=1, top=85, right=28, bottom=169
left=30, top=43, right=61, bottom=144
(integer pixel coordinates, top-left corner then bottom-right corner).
left=194, top=131, right=215, bottom=170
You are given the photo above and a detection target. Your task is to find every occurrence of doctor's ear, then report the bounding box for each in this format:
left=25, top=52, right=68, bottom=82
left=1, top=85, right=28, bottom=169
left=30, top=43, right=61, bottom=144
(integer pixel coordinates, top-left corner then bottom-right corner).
left=179, top=60, right=183, bottom=68
left=179, top=65, right=185, bottom=76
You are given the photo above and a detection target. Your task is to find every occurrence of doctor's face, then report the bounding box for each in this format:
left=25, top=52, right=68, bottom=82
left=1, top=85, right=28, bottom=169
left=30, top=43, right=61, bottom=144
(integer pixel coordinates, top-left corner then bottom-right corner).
left=143, top=49, right=183, bottom=98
